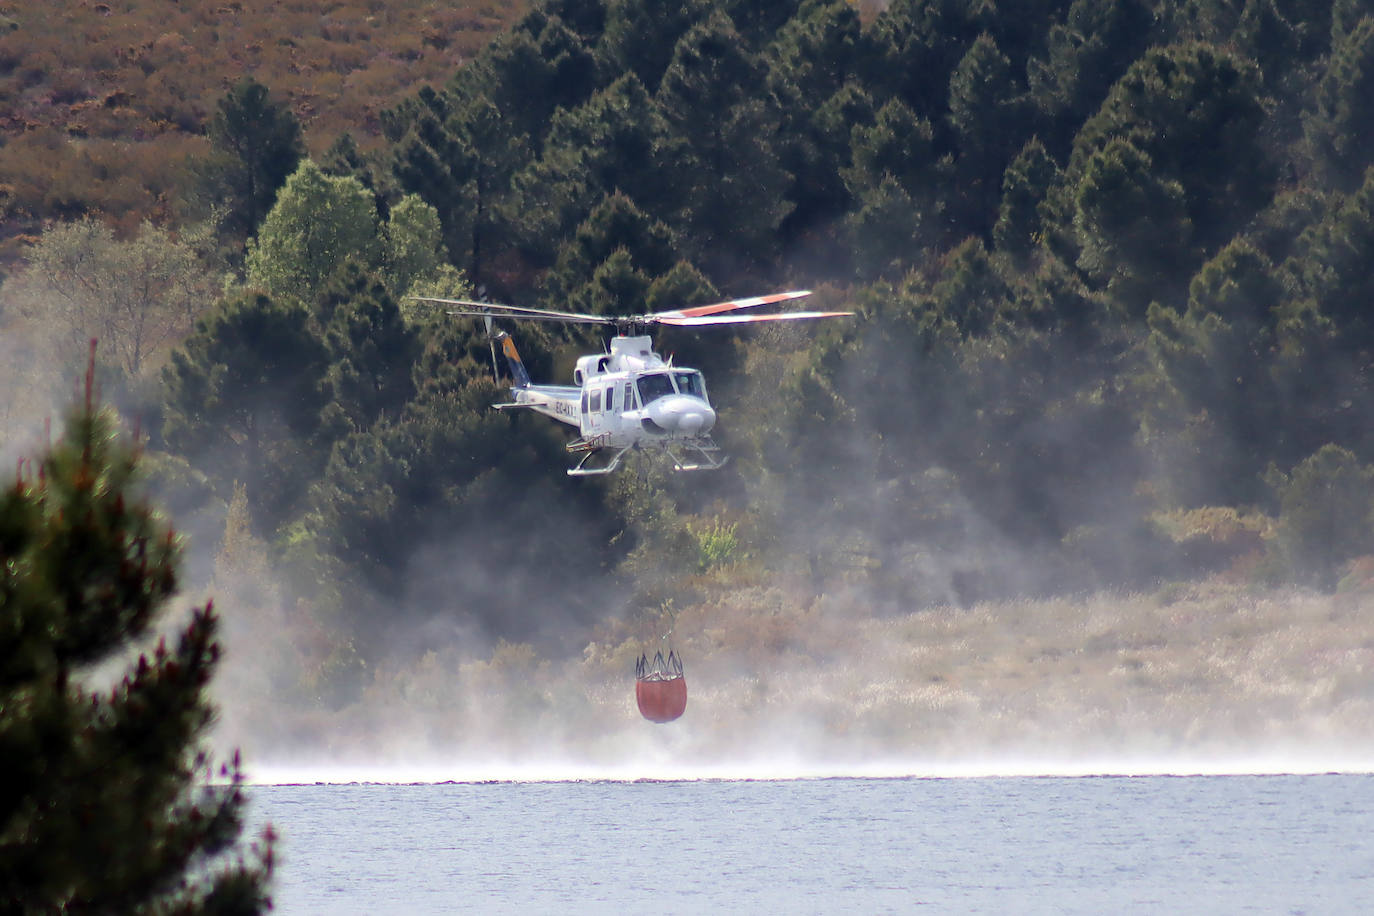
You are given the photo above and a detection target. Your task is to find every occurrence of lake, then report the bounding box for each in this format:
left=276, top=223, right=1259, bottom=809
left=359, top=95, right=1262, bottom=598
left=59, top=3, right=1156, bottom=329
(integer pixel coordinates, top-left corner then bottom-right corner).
left=247, top=771, right=1374, bottom=914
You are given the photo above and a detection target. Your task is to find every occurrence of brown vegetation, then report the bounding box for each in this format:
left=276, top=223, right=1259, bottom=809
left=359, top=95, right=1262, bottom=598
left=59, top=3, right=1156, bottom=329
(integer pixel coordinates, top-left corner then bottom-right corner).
left=0, top=0, right=523, bottom=259
left=215, top=558, right=1374, bottom=772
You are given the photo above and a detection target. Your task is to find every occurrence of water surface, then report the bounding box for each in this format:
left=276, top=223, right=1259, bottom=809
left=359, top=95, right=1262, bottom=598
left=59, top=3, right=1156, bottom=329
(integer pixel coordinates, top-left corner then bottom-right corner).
left=249, top=774, right=1374, bottom=914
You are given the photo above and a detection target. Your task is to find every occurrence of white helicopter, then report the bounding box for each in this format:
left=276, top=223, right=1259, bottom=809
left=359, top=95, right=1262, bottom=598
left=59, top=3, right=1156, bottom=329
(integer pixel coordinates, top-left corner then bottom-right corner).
left=412, top=290, right=852, bottom=475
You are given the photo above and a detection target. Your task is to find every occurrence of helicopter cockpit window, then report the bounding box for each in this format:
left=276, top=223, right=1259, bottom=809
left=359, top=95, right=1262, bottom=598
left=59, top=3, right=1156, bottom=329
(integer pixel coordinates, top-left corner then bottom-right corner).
left=672, top=371, right=705, bottom=399
left=623, top=383, right=636, bottom=411
left=636, top=373, right=676, bottom=404
left=589, top=390, right=602, bottom=413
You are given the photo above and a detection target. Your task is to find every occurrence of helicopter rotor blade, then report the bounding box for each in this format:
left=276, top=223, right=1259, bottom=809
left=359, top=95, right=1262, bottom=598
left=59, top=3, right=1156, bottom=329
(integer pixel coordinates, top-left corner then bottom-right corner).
left=484, top=313, right=499, bottom=381
left=415, top=291, right=845, bottom=328
left=446, top=309, right=610, bottom=324
left=651, top=309, right=854, bottom=327
left=645, top=290, right=812, bottom=321
left=413, top=297, right=614, bottom=324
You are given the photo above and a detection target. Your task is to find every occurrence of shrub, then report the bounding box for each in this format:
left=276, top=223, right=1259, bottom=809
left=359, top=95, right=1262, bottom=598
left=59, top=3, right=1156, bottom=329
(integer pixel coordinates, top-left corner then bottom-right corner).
left=693, top=520, right=739, bottom=571
left=1269, top=444, right=1374, bottom=588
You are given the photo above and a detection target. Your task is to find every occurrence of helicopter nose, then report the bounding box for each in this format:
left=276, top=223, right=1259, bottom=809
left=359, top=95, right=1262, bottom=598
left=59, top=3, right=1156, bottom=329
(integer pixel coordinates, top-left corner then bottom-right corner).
left=650, top=397, right=716, bottom=436
left=679, top=409, right=707, bottom=435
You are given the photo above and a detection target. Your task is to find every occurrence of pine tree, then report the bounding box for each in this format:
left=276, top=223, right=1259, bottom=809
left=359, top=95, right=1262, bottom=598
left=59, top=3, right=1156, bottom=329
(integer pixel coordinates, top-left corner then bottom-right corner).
left=1305, top=16, right=1374, bottom=192
left=162, top=292, right=331, bottom=536
left=656, top=10, right=793, bottom=270
left=994, top=137, right=1061, bottom=263
left=947, top=33, right=1030, bottom=231
left=0, top=363, right=273, bottom=912
left=201, top=78, right=305, bottom=242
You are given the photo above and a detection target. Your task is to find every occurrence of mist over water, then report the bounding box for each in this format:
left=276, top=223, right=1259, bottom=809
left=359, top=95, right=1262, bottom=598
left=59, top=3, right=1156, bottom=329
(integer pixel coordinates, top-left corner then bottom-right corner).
left=207, top=555, right=1374, bottom=784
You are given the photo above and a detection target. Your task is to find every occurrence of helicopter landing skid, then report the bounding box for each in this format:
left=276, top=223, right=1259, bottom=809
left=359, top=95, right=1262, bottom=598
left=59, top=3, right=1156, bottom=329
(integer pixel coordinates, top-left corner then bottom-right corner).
left=663, top=438, right=728, bottom=472
left=567, top=444, right=630, bottom=476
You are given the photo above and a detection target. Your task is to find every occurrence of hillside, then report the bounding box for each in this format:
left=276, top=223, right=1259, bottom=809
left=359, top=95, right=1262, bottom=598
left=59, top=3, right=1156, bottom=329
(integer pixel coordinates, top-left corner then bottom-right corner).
left=0, top=0, right=523, bottom=257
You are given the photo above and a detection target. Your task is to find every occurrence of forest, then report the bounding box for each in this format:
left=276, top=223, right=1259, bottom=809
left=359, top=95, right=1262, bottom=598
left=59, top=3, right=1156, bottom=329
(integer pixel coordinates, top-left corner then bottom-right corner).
left=3, top=0, right=1374, bottom=710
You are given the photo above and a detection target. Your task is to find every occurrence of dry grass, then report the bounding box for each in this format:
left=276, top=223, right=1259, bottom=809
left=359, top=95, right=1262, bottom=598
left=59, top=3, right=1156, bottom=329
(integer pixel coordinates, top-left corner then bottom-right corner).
left=215, top=574, right=1374, bottom=771
left=0, top=0, right=524, bottom=261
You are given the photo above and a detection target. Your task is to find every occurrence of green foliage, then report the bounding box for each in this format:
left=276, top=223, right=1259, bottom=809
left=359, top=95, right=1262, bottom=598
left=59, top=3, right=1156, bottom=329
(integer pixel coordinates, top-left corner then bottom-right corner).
left=515, top=72, right=681, bottom=259
left=1028, top=0, right=1155, bottom=155
left=401, top=264, right=475, bottom=325
left=1269, top=444, right=1374, bottom=587
left=301, top=377, right=623, bottom=644
left=542, top=191, right=679, bottom=312
left=598, top=0, right=709, bottom=91
left=994, top=138, right=1061, bottom=262
left=1287, top=164, right=1374, bottom=345
left=1305, top=16, right=1374, bottom=191
left=200, top=78, right=305, bottom=242
left=246, top=159, right=381, bottom=303
left=655, top=10, right=793, bottom=269
left=693, top=519, right=739, bottom=570
left=162, top=292, right=331, bottom=535
left=315, top=264, right=421, bottom=433
left=382, top=193, right=449, bottom=298
left=0, top=394, right=271, bottom=912
left=947, top=32, right=1030, bottom=229
left=1067, top=43, right=1273, bottom=257
left=1072, top=138, right=1194, bottom=314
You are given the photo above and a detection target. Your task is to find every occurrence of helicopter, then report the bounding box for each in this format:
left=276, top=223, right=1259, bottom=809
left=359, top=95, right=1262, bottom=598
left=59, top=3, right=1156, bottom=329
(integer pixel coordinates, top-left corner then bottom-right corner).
left=412, top=290, right=852, bottom=476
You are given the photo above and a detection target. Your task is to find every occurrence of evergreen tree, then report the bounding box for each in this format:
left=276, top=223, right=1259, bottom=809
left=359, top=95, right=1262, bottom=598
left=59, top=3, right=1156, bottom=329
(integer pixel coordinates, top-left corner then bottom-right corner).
left=322, top=132, right=388, bottom=214
left=656, top=10, right=793, bottom=271
left=476, top=11, right=604, bottom=147
left=162, top=293, right=331, bottom=535
left=314, top=264, right=421, bottom=434
left=866, top=0, right=990, bottom=124
left=514, top=72, right=682, bottom=260
left=842, top=98, right=945, bottom=277
left=1305, top=16, right=1374, bottom=192
left=1270, top=444, right=1374, bottom=587
left=1072, top=138, right=1195, bottom=314
left=1144, top=239, right=1289, bottom=505
left=577, top=247, right=652, bottom=316
left=543, top=192, right=678, bottom=309
left=1027, top=0, right=1155, bottom=157
left=994, top=137, right=1062, bottom=263
left=947, top=33, right=1030, bottom=231
left=387, top=87, right=468, bottom=267
left=1288, top=164, right=1374, bottom=345
left=388, top=83, right=525, bottom=292
left=302, top=378, right=619, bottom=645
left=1067, top=43, right=1273, bottom=256
left=845, top=175, right=927, bottom=281
left=200, top=78, right=305, bottom=242
left=597, top=0, right=710, bottom=91
left=0, top=378, right=273, bottom=912
left=844, top=98, right=941, bottom=206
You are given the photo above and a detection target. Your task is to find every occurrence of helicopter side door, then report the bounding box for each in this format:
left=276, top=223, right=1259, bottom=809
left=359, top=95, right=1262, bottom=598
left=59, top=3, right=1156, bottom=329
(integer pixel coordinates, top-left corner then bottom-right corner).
left=580, top=381, right=613, bottom=441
